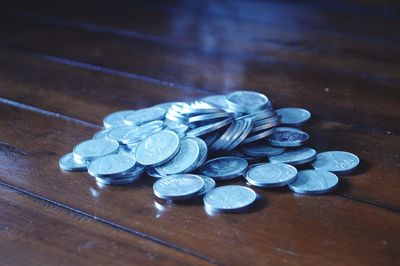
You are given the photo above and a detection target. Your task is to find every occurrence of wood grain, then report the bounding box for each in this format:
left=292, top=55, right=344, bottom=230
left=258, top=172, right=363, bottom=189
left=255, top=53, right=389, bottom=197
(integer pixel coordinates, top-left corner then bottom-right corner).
left=0, top=100, right=399, bottom=265
left=0, top=13, right=399, bottom=132
left=0, top=185, right=211, bottom=266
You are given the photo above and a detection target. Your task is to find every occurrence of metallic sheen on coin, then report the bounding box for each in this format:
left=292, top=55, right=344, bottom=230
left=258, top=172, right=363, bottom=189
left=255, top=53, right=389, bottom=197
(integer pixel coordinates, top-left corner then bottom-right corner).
left=311, top=151, right=359, bottom=174
left=199, top=156, right=248, bottom=180
left=245, top=163, right=297, bottom=187
left=276, top=108, right=311, bottom=126
left=288, top=169, right=339, bottom=194
left=153, top=174, right=205, bottom=200
left=204, top=185, right=257, bottom=212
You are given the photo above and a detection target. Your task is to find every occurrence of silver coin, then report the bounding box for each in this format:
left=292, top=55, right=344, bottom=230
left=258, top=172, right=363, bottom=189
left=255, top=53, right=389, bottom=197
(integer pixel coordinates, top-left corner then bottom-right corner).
left=245, top=163, right=297, bottom=187
left=202, top=95, right=228, bottom=109
left=276, top=108, right=311, bottom=126
left=194, top=175, right=216, bottom=198
left=106, top=126, right=137, bottom=143
left=103, top=110, right=134, bottom=129
left=226, top=91, right=270, bottom=113
left=217, top=120, right=243, bottom=151
left=93, top=129, right=108, bottom=139
left=156, top=138, right=200, bottom=175
left=239, top=110, right=277, bottom=123
left=88, top=153, right=136, bottom=178
left=242, top=128, right=274, bottom=144
left=135, top=130, right=180, bottom=166
left=210, top=121, right=237, bottom=151
left=269, top=127, right=309, bottom=147
left=147, top=168, right=167, bottom=179
left=164, top=120, right=189, bottom=135
left=153, top=174, right=205, bottom=200
left=186, top=118, right=232, bottom=137
left=203, top=185, right=257, bottom=212
left=269, top=147, right=316, bottom=165
left=242, top=144, right=285, bottom=157
left=200, top=156, right=248, bottom=180
left=311, top=151, right=360, bottom=174
left=188, top=112, right=233, bottom=124
left=59, top=153, right=87, bottom=171
left=185, top=137, right=208, bottom=173
left=122, top=122, right=163, bottom=145
left=73, top=139, right=119, bottom=161
left=288, top=169, right=339, bottom=194
left=225, top=118, right=253, bottom=151
left=123, top=107, right=166, bottom=126
left=251, top=120, right=280, bottom=133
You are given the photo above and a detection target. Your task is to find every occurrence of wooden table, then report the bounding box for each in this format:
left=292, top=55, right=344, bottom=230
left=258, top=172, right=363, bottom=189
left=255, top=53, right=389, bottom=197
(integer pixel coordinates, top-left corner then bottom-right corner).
left=1, top=1, right=399, bottom=265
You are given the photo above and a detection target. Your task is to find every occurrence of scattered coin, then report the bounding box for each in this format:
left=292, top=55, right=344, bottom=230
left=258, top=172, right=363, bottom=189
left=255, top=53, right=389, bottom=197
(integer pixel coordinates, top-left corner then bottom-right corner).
left=88, top=153, right=136, bottom=178
left=245, top=163, right=297, bottom=187
left=241, top=144, right=285, bottom=157
left=276, top=108, right=311, bottom=126
left=311, top=151, right=360, bottom=174
left=73, top=138, right=119, bottom=162
left=269, top=147, right=316, bottom=165
left=204, top=185, right=257, bottom=212
left=103, top=110, right=134, bottom=129
left=59, top=153, right=87, bottom=171
left=288, top=169, right=339, bottom=194
left=200, top=156, right=248, bottom=180
left=135, top=130, right=180, bottom=166
left=269, top=127, right=309, bottom=147
left=153, top=174, right=205, bottom=200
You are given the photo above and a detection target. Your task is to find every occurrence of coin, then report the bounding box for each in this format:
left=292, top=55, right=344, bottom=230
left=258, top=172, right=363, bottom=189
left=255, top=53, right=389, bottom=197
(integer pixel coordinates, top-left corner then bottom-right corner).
left=288, top=169, right=339, bottom=194
left=93, top=129, right=108, bottom=139
left=88, top=153, right=136, bottom=178
left=203, top=185, right=257, bottom=212
left=209, top=121, right=237, bottom=151
left=245, top=163, right=297, bottom=187
left=103, top=110, right=134, bottom=129
left=135, top=130, right=180, bottom=166
left=200, top=156, right=248, bottom=180
left=202, top=95, right=228, bottom=109
left=276, top=108, right=311, bottom=126
left=186, top=118, right=232, bottom=137
left=311, top=151, right=359, bottom=174
left=73, top=139, right=119, bottom=162
left=226, top=90, right=270, bottom=113
left=269, top=147, right=316, bottom=165
left=225, top=118, right=253, bottom=151
left=106, top=126, right=137, bottom=143
left=156, top=138, right=200, bottom=175
left=269, top=127, right=309, bottom=147
left=241, top=144, right=285, bottom=157
left=122, top=122, right=163, bottom=144
left=59, top=153, right=87, bottom=171
left=123, top=107, right=166, bottom=126
left=242, top=128, right=274, bottom=144
left=185, top=137, right=208, bottom=172
left=153, top=174, right=205, bottom=200
left=195, top=175, right=216, bottom=197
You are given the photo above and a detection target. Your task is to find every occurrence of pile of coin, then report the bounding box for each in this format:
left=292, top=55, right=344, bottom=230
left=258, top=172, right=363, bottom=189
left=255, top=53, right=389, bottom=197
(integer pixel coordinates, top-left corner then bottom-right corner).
left=59, top=90, right=360, bottom=212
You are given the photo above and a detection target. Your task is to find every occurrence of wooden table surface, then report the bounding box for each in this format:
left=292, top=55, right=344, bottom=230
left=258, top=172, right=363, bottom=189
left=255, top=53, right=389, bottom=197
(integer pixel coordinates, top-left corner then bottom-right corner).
left=1, top=0, right=399, bottom=265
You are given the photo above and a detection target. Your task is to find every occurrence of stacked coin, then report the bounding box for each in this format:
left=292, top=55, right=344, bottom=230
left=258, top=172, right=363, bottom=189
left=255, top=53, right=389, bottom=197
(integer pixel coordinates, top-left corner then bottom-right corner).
left=59, top=90, right=360, bottom=212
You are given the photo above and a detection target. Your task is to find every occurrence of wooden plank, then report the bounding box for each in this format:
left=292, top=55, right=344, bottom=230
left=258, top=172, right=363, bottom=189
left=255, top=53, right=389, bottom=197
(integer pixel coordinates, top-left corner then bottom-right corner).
left=3, top=0, right=400, bottom=82
left=0, top=18, right=399, bottom=133
left=0, top=49, right=399, bottom=208
left=0, top=185, right=212, bottom=266
left=0, top=99, right=399, bottom=265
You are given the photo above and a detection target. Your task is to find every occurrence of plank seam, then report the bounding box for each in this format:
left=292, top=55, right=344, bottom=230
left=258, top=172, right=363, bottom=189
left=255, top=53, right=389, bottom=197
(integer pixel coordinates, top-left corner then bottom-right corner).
left=0, top=181, right=221, bottom=266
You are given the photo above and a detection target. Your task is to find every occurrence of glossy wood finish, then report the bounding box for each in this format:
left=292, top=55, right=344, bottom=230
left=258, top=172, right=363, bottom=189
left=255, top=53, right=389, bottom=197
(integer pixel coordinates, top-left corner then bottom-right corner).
left=1, top=1, right=399, bottom=265
left=0, top=185, right=210, bottom=266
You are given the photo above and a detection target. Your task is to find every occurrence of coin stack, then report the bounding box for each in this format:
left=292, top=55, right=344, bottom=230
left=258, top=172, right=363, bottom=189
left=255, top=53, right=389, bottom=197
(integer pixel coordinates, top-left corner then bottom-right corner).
left=60, top=90, right=360, bottom=212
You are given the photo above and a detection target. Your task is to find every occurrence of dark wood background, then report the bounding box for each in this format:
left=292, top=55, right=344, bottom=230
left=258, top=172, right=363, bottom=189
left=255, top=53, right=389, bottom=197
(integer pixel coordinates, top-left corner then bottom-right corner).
left=0, top=0, right=399, bottom=265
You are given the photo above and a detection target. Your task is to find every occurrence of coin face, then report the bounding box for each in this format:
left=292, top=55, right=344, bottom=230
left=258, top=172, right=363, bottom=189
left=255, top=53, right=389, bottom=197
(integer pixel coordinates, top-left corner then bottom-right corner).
left=73, top=139, right=119, bottom=161
left=245, top=163, right=297, bottom=187
left=88, top=153, right=136, bottom=177
left=202, top=95, right=228, bottom=109
left=195, top=175, right=216, bottom=197
left=59, top=153, right=87, bottom=171
left=103, top=110, right=134, bottom=129
left=200, top=156, right=248, bottom=180
left=122, top=122, right=163, bottom=144
left=289, top=169, right=339, bottom=194
left=269, top=127, right=309, bottom=147
left=156, top=138, right=200, bottom=175
left=226, top=91, right=270, bottom=113
left=153, top=174, right=205, bottom=200
left=276, top=108, right=311, bottom=126
left=186, top=118, right=232, bottom=137
left=135, top=130, right=180, bottom=166
left=203, top=185, right=257, bottom=212
left=106, top=126, right=137, bottom=143
left=269, top=147, right=316, bottom=165
left=311, top=151, right=359, bottom=174
left=123, top=107, right=166, bottom=126
left=93, top=129, right=108, bottom=139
